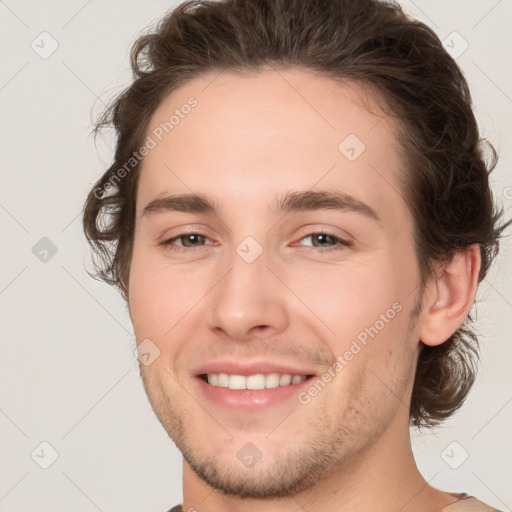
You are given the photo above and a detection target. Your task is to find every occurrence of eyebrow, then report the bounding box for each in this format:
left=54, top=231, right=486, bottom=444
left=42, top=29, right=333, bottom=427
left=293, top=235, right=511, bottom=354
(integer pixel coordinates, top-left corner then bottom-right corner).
left=142, top=190, right=380, bottom=222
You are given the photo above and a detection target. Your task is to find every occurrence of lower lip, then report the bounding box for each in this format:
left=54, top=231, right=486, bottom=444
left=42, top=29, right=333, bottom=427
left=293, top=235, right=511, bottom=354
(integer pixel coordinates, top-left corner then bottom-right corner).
left=195, top=375, right=314, bottom=411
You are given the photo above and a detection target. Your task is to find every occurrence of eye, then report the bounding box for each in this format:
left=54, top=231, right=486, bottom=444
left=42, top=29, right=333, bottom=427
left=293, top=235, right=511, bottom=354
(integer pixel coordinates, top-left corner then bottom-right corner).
left=294, top=231, right=352, bottom=253
left=159, top=232, right=214, bottom=252
left=159, top=230, right=352, bottom=254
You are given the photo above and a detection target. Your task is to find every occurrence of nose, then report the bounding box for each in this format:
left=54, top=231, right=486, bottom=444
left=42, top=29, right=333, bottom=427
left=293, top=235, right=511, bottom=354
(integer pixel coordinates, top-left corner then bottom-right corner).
left=206, top=246, right=289, bottom=341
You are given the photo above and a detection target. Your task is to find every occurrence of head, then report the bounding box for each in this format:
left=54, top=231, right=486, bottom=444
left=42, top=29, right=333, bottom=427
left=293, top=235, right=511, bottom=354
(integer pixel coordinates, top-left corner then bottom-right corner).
left=82, top=0, right=509, bottom=499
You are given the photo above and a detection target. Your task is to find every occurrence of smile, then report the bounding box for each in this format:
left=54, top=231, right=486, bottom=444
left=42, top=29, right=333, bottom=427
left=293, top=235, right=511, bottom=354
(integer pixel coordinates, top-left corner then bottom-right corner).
left=196, top=373, right=316, bottom=411
left=201, top=373, right=311, bottom=390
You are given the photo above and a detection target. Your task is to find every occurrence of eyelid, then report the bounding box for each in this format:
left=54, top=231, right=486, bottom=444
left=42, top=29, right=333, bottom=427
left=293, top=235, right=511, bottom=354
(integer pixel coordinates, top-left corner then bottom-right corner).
left=291, top=231, right=353, bottom=252
left=158, top=224, right=215, bottom=242
left=159, top=230, right=215, bottom=249
left=292, top=224, right=353, bottom=244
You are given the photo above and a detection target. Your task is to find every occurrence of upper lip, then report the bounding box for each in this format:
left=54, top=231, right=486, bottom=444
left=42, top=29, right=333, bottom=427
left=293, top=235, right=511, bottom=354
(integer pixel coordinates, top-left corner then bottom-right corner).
left=193, top=360, right=318, bottom=377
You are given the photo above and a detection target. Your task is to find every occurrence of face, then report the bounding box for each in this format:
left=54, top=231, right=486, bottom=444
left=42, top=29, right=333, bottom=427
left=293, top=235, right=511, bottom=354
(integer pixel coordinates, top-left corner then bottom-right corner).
left=128, top=68, right=423, bottom=498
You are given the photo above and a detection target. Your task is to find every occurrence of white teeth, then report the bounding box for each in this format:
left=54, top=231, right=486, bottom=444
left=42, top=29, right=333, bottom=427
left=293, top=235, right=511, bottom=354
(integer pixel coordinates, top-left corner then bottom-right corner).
left=265, top=373, right=280, bottom=389
left=217, top=373, right=229, bottom=387
left=279, top=374, right=292, bottom=386
left=247, top=374, right=266, bottom=389
left=206, top=373, right=308, bottom=389
left=228, top=375, right=246, bottom=390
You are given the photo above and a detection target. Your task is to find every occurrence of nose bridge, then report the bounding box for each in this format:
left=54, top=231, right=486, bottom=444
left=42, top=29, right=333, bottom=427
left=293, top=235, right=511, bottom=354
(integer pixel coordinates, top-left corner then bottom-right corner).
left=207, top=239, right=288, bottom=339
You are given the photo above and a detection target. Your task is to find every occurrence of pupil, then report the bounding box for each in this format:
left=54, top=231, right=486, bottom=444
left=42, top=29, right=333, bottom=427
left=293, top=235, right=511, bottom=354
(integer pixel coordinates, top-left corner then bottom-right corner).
left=185, top=234, right=202, bottom=246
left=315, top=234, right=330, bottom=246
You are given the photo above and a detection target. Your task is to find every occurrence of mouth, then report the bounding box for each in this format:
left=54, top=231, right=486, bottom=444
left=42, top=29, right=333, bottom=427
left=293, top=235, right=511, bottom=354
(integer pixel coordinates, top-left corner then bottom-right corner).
left=198, top=372, right=315, bottom=389
left=195, top=372, right=316, bottom=411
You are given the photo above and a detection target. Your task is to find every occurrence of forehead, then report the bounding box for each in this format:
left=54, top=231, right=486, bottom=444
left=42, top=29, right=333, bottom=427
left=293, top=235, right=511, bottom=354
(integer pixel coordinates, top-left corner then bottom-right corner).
left=137, top=68, right=408, bottom=224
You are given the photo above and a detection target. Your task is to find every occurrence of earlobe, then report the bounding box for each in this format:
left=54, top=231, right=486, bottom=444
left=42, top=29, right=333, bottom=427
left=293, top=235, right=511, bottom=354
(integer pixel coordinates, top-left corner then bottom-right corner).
left=418, top=244, right=481, bottom=347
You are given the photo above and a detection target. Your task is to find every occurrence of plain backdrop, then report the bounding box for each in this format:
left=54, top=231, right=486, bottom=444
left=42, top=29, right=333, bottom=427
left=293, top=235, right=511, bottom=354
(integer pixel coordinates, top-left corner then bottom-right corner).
left=0, top=1, right=511, bottom=511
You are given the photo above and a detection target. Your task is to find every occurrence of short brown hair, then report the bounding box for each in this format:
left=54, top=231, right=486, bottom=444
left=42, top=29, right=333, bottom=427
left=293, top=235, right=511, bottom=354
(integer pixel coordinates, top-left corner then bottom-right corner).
left=82, top=0, right=510, bottom=428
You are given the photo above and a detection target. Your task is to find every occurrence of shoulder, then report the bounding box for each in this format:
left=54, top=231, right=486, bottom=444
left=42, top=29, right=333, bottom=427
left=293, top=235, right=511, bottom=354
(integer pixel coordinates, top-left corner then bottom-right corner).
left=441, top=496, right=503, bottom=512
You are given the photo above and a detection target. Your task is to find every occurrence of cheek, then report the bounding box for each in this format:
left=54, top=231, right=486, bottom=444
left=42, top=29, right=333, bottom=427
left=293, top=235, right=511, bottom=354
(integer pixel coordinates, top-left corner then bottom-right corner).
left=128, top=247, right=211, bottom=343
left=286, top=258, right=401, bottom=343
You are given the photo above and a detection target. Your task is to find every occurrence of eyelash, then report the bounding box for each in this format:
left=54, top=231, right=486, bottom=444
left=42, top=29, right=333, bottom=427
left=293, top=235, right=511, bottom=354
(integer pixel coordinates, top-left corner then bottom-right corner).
left=159, top=231, right=352, bottom=253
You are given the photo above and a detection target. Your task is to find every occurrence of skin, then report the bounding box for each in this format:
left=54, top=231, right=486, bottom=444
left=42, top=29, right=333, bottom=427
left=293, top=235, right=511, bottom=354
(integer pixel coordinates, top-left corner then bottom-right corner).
left=127, top=68, right=481, bottom=512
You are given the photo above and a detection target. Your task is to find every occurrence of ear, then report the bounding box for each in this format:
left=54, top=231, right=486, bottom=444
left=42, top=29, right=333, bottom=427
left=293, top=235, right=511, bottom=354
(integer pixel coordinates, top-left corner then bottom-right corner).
left=417, top=244, right=481, bottom=346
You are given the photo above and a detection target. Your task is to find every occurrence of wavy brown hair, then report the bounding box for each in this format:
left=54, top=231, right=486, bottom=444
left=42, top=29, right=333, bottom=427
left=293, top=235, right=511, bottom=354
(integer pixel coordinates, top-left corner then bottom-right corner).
left=82, top=0, right=509, bottom=428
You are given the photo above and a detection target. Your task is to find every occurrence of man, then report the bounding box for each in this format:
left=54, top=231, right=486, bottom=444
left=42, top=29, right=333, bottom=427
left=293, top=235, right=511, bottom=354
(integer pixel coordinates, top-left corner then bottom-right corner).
left=82, top=0, right=509, bottom=510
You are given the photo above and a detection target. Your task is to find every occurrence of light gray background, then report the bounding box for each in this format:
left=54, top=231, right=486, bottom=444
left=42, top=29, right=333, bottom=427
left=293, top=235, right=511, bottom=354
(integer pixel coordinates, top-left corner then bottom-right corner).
left=1, top=1, right=511, bottom=511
